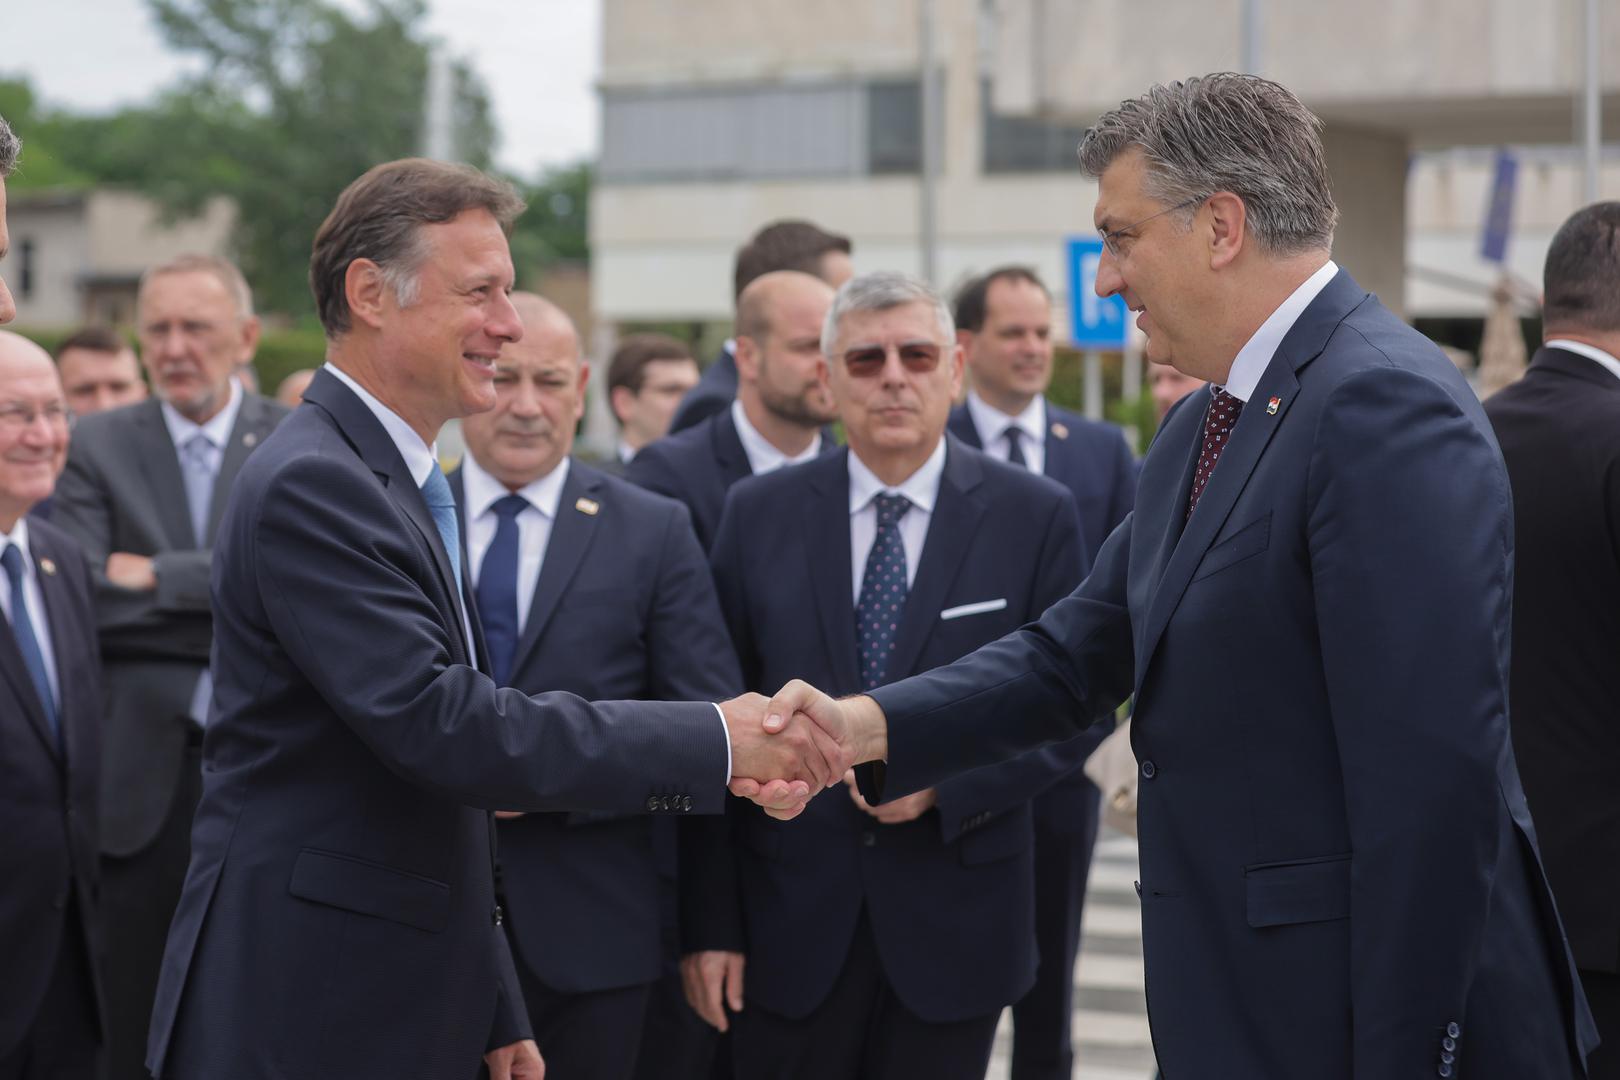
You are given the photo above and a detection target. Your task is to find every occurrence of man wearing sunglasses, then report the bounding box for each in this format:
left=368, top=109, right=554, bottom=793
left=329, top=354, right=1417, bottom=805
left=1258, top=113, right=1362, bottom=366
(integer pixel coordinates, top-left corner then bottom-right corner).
left=748, top=74, right=1597, bottom=1079
left=687, top=271, right=1085, bottom=1079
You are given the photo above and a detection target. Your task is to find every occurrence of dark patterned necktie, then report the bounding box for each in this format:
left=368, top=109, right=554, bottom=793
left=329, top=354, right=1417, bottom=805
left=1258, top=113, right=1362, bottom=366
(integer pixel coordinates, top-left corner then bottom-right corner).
left=856, top=493, right=912, bottom=690
left=1187, top=388, right=1243, bottom=519
left=1004, top=426, right=1028, bottom=469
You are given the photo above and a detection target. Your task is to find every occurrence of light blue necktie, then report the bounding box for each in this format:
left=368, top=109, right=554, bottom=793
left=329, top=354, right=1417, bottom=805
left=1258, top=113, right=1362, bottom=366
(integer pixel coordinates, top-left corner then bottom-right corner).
left=180, top=432, right=215, bottom=547
left=419, top=465, right=463, bottom=596
left=1, top=542, right=58, bottom=741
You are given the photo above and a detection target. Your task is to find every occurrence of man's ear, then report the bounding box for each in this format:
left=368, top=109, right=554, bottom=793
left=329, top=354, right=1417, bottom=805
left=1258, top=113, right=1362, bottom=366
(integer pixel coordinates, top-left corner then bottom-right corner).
left=574, top=360, right=591, bottom=421
left=734, top=335, right=761, bottom=381
left=1206, top=192, right=1248, bottom=271
left=345, top=259, right=390, bottom=331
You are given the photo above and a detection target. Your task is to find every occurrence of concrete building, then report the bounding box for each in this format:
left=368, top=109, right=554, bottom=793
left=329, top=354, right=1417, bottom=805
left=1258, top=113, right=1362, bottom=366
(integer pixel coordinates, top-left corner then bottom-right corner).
left=4, top=189, right=235, bottom=329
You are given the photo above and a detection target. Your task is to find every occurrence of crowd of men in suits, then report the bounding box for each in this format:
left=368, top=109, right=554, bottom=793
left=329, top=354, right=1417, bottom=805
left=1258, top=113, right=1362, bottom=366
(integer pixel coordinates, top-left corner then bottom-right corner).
left=1, top=69, right=1619, bottom=1080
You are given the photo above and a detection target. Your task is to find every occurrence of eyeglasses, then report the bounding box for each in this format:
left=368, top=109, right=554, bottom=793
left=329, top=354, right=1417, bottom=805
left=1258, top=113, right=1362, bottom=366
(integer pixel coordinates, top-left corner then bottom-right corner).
left=0, top=401, right=73, bottom=433
left=1099, top=196, right=1205, bottom=259
left=842, top=342, right=943, bottom=379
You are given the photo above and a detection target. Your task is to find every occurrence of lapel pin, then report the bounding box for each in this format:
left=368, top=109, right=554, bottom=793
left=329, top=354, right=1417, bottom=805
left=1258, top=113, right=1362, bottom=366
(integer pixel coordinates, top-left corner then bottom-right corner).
left=39, top=557, right=56, bottom=576
left=575, top=497, right=600, bottom=516
left=1266, top=396, right=1281, bottom=416
left=243, top=431, right=258, bottom=448
left=1050, top=421, right=1070, bottom=440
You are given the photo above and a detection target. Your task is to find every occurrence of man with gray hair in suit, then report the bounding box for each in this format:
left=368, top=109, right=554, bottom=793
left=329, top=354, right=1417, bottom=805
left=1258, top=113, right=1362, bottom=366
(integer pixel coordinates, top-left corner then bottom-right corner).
left=52, top=253, right=289, bottom=1080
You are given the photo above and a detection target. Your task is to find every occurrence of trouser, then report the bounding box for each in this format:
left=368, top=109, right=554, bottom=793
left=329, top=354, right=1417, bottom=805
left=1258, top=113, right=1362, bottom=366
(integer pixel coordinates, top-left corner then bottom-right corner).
left=0, top=895, right=104, bottom=1080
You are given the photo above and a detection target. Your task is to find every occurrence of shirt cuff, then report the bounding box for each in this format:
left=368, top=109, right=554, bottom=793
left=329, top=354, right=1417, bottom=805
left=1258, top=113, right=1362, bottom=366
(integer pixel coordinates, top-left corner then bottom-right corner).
left=712, top=702, right=731, bottom=784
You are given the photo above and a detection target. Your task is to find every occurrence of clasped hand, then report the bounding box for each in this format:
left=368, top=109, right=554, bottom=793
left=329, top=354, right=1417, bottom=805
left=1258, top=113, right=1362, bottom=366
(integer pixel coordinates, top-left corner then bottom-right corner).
left=723, top=681, right=887, bottom=820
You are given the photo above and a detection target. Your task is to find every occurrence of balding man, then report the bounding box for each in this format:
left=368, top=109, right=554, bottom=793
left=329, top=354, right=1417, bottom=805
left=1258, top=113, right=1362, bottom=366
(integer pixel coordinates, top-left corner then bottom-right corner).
left=629, top=271, right=838, bottom=551
left=449, top=294, right=741, bottom=1080
left=0, top=330, right=106, bottom=1080
left=51, top=254, right=289, bottom=1080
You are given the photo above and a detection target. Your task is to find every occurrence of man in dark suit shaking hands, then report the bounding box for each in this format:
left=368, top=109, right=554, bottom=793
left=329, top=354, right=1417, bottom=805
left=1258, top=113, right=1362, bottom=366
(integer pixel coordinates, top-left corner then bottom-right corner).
left=1487, top=201, right=1620, bottom=1079
left=451, top=292, right=743, bottom=1080
left=144, top=158, right=844, bottom=1080
left=748, top=74, right=1600, bottom=1079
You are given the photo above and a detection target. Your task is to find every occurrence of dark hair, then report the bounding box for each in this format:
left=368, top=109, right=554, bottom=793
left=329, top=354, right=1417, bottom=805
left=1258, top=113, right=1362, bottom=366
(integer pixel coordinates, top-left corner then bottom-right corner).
left=953, top=266, right=1050, bottom=333
left=1543, top=201, right=1620, bottom=334
left=310, top=158, right=526, bottom=337
left=733, top=220, right=852, bottom=301
left=607, top=333, right=695, bottom=396
left=0, top=114, right=18, bottom=178
left=55, top=325, right=130, bottom=359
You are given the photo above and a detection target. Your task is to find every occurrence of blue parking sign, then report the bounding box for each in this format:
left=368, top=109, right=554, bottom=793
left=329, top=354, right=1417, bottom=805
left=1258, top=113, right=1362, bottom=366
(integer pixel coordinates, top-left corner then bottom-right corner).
left=1066, top=237, right=1128, bottom=349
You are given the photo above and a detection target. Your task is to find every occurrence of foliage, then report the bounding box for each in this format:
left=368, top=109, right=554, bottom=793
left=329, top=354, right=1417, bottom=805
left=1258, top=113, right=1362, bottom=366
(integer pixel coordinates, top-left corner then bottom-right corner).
left=509, top=162, right=592, bottom=285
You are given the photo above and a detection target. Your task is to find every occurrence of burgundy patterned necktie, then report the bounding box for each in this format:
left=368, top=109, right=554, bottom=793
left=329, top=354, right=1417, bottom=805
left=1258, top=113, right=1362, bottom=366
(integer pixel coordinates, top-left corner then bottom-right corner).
left=1186, top=388, right=1243, bottom=519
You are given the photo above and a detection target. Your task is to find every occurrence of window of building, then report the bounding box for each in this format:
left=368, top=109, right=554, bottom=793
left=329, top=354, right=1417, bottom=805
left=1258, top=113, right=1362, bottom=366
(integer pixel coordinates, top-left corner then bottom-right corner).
left=18, top=238, right=33, bottom=300
left=982, top=80, right=1089, bottom=173
left=867, top=80, right=922, bottom=175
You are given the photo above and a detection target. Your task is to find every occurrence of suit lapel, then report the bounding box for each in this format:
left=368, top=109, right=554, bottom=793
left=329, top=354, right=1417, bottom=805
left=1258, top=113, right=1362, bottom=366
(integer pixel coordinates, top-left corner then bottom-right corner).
left=712, top=409, right=756, bottom=489
left=802, top=452, right=861, bottom=693
left=303, top=370, right=470, bottom=665
left=205, top=393, right=277, bottom=543
left=34, top=530, right=84, bottom=764
left=1135, top=270, right=1367, bottom=688
left=509, top=466, right=601, bottom=673
left=886, top=437, right=986, bottom=680
left=946, top=405, right=984, bottom=450
left=131, top=400, right=197, bottom=548
left=0, top=613, right=56, bottom=758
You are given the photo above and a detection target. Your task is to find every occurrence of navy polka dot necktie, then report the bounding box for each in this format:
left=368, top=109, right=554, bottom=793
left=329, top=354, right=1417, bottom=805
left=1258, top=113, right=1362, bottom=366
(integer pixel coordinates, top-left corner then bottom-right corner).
left=856, top=493, right=912, bottom=691
left=1187, top=388, right=1243, bottom=519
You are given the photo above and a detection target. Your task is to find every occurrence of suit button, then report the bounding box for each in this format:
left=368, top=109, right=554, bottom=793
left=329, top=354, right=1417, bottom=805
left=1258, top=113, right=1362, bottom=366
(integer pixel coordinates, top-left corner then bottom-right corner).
left=1438, top=1066, right=1452, bottom=1078
left=660, top=796, right=673, bottom=812
left=1442, top=1037, right=1455, bottom=1052
left=680, top=796, right=693, bottom=812
left=646, top=796, right=660, bottom=812
left=1446, top=1022, right=1460, bottom=1039
left=1140, top=760, right=1157, bottom=779
left=1441, top=1052, right=1454, bottom=1065
left=492, top=904, right=504, bottom=926
left=861, top=831, right=876, bottom=847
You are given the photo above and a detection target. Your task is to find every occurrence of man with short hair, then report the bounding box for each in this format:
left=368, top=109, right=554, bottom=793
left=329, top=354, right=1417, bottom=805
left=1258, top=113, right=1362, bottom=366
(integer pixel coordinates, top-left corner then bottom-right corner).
left=629, top=271, right=837, bottom=551
left=1486, top=201, right=1620, bottom=1080
left=452, top=294, right=740, bottom=1080
left=1147, top=360, right=1204, bottom=423
left=55, top=327, right=147, bottom=416
left=693, top=271, right=1084, bottom=1079
left=143, top=158, right=834, bottom=1080
left=52, top=253, right=288, bottom=1080
left=949, top=265, right=1135, bottom=1080
left=753, top=74, right=1598, bottom=1079
left=607, top=334, right=699, bottom=466
left=0, top=121, right=107, bottom=1080
left=668, top=220, right=853, bottom=435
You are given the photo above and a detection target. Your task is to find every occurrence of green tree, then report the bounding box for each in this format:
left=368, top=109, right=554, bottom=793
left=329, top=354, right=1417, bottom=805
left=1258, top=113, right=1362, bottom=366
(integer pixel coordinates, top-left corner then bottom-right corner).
left=508, top=162, right=592, bottom=285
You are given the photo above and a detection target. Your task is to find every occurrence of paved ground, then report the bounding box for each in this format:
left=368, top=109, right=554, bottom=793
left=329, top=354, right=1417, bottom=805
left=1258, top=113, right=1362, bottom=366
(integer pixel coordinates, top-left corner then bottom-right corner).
left=987, top=830, right=1158, bottom=1080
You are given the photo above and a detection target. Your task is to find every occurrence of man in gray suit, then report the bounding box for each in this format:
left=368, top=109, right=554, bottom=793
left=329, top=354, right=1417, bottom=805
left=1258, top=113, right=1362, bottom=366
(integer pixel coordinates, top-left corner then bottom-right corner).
left=52, top=254, right=289, bottom=1080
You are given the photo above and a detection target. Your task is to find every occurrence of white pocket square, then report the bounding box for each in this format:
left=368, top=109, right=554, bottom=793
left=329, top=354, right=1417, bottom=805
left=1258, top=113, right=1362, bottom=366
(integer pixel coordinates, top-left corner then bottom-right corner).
left=940, top=598, right=1008, bottom=621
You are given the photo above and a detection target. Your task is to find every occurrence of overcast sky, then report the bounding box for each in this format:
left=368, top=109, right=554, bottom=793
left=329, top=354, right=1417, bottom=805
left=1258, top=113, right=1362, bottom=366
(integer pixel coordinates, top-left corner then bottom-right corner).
left=2, top=0, right=602, bottom=177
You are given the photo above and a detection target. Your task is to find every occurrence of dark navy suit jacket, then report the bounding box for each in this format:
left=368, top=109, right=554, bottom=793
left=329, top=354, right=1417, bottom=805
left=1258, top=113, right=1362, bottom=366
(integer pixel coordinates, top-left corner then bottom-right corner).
left=667, top=345, right=737, bottom=435
left=625, top=405, right=752, bottom=553
left=146, top=370, right=731, bottom=1080
left=691, top=437, right=1085, bottom=1023
left=0, top=518, right=103, bottom=1057
left=449, top=460, right=743, bottom=994
left=861, top=272, right=1599, bottom=1078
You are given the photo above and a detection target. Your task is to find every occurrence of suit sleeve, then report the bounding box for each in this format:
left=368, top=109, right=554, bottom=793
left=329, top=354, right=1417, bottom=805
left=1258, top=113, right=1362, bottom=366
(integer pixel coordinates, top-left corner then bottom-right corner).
left=486, top=924, right=533, bottom=1050
left=624, top=442, right=685, bottom=504
left=930, top=489, right=1099, bottom=841
left=857, top=509, right=1136, bottom=806
left=52, top=437, right=214, bottom=661
left=1305, top=367, right=1521, bottom=1076
left=249, top=454, right=730, bottom=814
left=669, top=390, right=727, bottom=436
left=1106, top=428, right=1138, bottom=531
left=677, top=494, right=755, bottom=955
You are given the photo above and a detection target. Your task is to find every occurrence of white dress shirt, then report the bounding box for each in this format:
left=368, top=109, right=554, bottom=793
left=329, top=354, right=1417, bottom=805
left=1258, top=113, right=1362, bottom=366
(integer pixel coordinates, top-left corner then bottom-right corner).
left=323, top=363, right=477, bottom=665
left=1544, top=339, right=1620, bottom=385
left=0, top=518, right=60, bottom=710
left=732, top=399, right=822, bottom=476
left=1220, top=259, right=1340, bottom=403
left=462, top=453, right=569, bottom=635
left=848, top=438, right=948, bottom=605
left=965, top=389, right=1046, bottom=475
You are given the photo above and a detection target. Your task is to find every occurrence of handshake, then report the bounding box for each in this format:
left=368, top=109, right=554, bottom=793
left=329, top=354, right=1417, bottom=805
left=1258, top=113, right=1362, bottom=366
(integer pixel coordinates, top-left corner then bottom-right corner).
left=722, top=682, right=890, bottom=820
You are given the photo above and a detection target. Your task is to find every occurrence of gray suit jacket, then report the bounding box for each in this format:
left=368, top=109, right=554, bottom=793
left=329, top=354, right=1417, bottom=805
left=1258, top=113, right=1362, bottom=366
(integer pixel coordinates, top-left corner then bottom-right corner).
left=53, top=393, right=289, bottom=856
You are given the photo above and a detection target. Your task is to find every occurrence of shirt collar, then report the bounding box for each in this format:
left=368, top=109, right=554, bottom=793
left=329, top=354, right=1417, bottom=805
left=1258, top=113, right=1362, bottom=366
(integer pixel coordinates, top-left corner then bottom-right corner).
left=460, top=451, right=569, bottom=522
left=322, top=362, right=440, bottom=487
left=1, top=516, right=33, bottom=576
left=160, top=375, right=243, bottom=451
left=847, top=436, right=948, bottom=517
left=965, top=389, right=1045, bottom=446
left=1544, top=339, right=1620, bottom=385
left=1221, top=260, right=1339, bottom=403
left=731, top=398, right=822, bottom=476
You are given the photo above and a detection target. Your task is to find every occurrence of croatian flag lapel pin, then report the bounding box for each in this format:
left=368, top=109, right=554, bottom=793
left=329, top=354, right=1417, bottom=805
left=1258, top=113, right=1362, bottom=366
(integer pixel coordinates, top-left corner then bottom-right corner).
left=1266, top=396, right=1282, bottom=416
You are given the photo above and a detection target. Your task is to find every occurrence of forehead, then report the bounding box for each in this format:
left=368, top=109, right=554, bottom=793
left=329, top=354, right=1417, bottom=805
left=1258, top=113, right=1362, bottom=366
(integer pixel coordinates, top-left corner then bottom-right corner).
left=642, top=356, right=698, bottom=379
left=836, top=301, right=945, bottom=347
left=985, top=277, right=1051, bottom=320
left=59, top=345, right=137, bottom=371
left=501, top=315, right=578, bottom=372
left=0, top=348, right=63, bottom=397
left=421, top=209, right=515, bottom=281
left=1093, top=148, right=1151, bottom=231
left=139, top=269, right=238, bottom=318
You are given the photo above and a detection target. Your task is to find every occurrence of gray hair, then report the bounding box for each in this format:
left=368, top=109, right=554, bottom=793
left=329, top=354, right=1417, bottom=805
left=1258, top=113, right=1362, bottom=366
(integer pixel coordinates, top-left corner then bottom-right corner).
left=822, top=271, right=954, bottom=358
left=0, top=114, right=19, bottom=178
left=139, top=253, right=256, bottom=320
left=1077, top=73, right=1337, bottom=256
